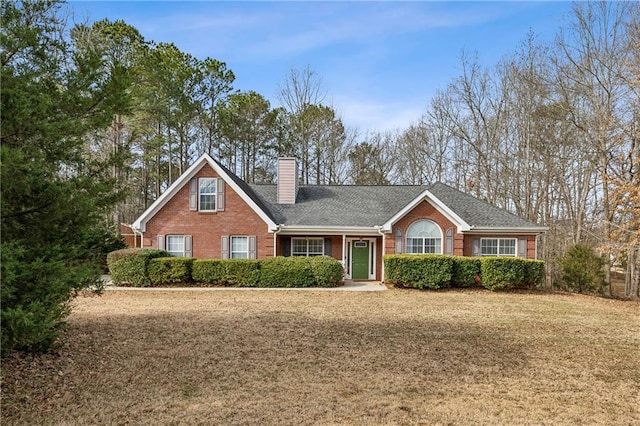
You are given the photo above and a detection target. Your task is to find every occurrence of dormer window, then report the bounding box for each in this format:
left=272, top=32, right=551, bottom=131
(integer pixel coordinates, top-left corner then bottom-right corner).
left=199, top=178, right=217, bottom=211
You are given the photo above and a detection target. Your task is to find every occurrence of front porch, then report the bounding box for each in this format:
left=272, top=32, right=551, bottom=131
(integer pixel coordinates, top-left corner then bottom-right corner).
left=276, top=234, right=384, bottom=281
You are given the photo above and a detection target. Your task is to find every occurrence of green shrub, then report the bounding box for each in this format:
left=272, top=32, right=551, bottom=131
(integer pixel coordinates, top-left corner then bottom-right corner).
left=524, top=260, right=545, bottom=287
left=107, top=248, right=170, bottom=287
left=224, top=259, right=261, bottom=287
left=191, top=259, right=260, bottom=286
left=106, top=248, right=140, bottom=265
left=258, top=257, right=316, bottom=288
left=309, top=256, right=344, bottom=287
left=384, top=254, right=453, bottom=289
left=480, top=257, right=528, bottom=291
left=451, top=256, right=481, bottom=287
left=1, top=241, right=103, bottom=357
left=192, top=259, right=227, bottom=284
left=148, top=257, right=193, bottom=286
left=557, top=244, right=605, bottom=293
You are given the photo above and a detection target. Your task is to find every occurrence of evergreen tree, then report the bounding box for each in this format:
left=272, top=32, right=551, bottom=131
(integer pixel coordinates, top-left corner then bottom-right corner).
left=1, top=0, right=128, bottom=356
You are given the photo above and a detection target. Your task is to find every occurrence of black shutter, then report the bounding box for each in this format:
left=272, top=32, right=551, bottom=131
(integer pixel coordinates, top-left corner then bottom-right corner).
left=281, top=237, right=291, bottom=256
left=324, top=238, right=332, bottom=256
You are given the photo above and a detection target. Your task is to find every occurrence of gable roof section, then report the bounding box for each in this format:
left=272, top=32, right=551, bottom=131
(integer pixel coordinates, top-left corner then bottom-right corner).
left=427, top=182, right=547, bottom=232
left=132, top=154, right=277, bottom=232
left=381, top=186, right=471, bottom=233
left=249, top=182, right=546, bottom=233
left=250, top=184, right=427, bottom=228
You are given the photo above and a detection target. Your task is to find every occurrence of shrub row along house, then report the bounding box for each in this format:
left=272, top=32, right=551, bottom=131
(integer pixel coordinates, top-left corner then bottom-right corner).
left=131, top=154, right=547, bottom=281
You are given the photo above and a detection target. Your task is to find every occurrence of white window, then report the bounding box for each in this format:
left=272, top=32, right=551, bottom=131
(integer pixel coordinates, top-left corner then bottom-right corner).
left=167, top=235, right=185, bottom=257
left=231, top=236, right=249, bottom=259
left=406, top=220, right=442, bottom=254
left=480, top=238, right=516, bottom=256
left=292, top=238, right=324, bottom=256
left=199, top=178, right=217, bottom=211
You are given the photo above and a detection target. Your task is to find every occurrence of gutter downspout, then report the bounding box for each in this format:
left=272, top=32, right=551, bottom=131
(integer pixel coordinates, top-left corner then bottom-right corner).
left=273, top=225, right=282, bottom=257
left=376, top=226, right=386, bottom=283
left=132, top=226, right=143, bottom=249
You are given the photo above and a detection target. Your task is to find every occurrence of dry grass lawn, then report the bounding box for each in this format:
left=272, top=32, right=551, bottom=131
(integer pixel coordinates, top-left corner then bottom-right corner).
left=2, top=288, right=639, bottom=425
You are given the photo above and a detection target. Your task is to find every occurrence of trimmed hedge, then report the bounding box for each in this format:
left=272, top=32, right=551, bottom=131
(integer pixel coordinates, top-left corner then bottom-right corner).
left=191, top=259, right=260, bottom=287
left=144, top=256, right=345, bottom=288
left=384, top=254, right=454, bottom=289
left=192, top=259, right=227, bottom=284
left=451, top=256, right=481, bottom=287
left=258, top=256, right=316, bottom=288
left=225, top=260, right=261, bottom=286
left=148, top=257, right=194, bottom=286
left=480, top=257, right=528, bottom=291
left=384, top=254, right=545, bottom=291
left=478, top=257, right=545, bottom=290
left=525, top=260, right=545, bottom=287
left=310, top=256, right=345, bottom=287
left=107, top=248, right=170, bottom=287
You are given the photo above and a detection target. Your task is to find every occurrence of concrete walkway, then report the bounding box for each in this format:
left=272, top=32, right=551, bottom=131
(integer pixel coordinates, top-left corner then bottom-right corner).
left=101, top=276, right=386, bottom=292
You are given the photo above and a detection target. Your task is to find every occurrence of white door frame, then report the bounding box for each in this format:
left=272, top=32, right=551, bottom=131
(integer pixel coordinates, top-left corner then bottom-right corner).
left=345, top=237, right=377, bottom=280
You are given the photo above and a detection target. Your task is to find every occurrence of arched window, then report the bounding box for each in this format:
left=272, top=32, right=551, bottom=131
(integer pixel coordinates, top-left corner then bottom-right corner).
left=406, top=220, right=442, bottom=254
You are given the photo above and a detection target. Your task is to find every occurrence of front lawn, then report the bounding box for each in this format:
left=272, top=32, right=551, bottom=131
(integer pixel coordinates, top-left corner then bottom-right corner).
left=2, top=289, right=639, bottom=424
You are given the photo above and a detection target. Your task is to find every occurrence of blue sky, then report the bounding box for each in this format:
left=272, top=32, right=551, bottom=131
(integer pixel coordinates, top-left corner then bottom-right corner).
left=70, top=1, right=574, bottom=133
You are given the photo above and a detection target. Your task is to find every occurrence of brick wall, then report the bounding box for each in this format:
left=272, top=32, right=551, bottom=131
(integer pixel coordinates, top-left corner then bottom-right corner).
left=144, top=164, right=273, bottom=258
left=391, top=200, right=464, bottom=256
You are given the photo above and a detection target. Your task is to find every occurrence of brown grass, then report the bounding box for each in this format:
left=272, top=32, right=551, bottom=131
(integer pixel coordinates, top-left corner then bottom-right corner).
left=2, top=289, right=639, bottom=425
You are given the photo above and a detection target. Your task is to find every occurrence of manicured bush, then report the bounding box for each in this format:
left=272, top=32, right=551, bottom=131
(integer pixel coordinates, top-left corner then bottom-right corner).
left=258, top=256, right=316, bottom=288
left=384, top=254, right=454, bottom=289
left=106, top=248, right=140, bottom=265
left=107, top=248, right=170, bottom=287
left=224, top=259, right=261, bottom=287
left=192, top=259, right=227, bottom=284
left=524, top=260, right=545, bottom=287
left=480, top=257, right=527, bottom=291
left=148, top=257, right=194, bottom=286
left=191, top=259, right=260, bottom=286
left=309, top=256, right=344, bottom=287
left=451, top=256, right=481, bottom=287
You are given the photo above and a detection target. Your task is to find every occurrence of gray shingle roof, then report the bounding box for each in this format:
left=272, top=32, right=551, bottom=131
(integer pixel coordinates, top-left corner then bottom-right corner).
left=247, top=182, right=545, bottom=230
left=427, top=182, right=544, bottom=229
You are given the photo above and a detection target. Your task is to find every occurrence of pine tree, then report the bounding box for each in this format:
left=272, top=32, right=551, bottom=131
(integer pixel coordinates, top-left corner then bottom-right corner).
left=1, top=0, right=128, bottom=355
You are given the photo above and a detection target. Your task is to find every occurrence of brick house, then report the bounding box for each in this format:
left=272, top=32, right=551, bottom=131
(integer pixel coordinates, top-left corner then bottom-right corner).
left=131, top=154, right=547, bottom=281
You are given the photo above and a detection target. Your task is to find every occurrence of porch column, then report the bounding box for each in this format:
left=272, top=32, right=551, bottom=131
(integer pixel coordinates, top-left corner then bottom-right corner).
left=342, top=234, right=346, bottom=268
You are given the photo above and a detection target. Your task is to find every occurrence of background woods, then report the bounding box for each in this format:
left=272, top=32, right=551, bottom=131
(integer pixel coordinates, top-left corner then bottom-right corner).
left=2, top=1, right=639, bottom=300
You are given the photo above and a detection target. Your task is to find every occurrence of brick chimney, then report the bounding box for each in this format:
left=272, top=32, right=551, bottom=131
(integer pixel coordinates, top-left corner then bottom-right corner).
left=277, top=157, right=298, bottom=204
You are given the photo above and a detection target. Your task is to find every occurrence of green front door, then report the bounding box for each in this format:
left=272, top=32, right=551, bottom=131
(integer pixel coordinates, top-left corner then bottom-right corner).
left=352, top=241, right=369, bottom=280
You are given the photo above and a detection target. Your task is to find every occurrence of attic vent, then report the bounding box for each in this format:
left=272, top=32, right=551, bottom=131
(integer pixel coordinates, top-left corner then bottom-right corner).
left=277, top=157, right=298, bottom=204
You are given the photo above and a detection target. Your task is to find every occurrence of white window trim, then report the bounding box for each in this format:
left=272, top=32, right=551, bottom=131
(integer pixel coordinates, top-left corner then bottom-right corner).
left=292, top=237, right=325, bottom=257
left=405, top=220, right=443, bottom=255
left=199, top=177, right=217, bottom=212
left=346, top=238, right=377, bottom=280
left=167, top=235, right=186, bottom=257
left=230, top=236, right=249, bottom=259
left=480, top=238, right=517, bottom=257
